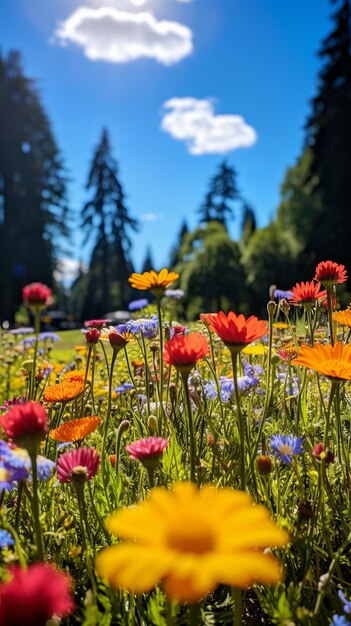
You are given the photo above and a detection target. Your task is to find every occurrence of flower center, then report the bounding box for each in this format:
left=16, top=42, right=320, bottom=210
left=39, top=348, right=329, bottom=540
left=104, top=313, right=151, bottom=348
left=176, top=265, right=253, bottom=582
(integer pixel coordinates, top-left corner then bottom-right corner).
left=72, top=465, right=89, bottom=478
left=0, top=468, right=12, bottom=482
left=167, top=525, right=215, bottom=554
left=279, top=444, right=293, bottom=456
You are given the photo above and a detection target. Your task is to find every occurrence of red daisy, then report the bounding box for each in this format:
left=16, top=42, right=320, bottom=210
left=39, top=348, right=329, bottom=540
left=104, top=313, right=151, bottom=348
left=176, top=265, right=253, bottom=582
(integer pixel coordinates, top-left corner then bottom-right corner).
left=163, top=333, right=210, bottom=374
left=289, top=281, right=326, bottom=305
left=314, top=261, right=348, bottom=287
left=209, top=311, right=268, bottom=354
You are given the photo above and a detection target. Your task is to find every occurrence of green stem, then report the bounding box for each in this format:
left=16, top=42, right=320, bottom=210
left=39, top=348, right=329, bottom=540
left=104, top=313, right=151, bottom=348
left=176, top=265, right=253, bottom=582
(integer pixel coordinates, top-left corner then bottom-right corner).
left=29, top=448, right=44, bottom=560
left=314, top=531, right=351, bottom=615
left=232, top=587, right=242, bottom=626
left=74, top=481, right=97, bottom=595
left=102, top=351, right=117, bottom=461
left=232, top=352, right=246, bottom=491
left=324, top=382, right=336, bottom=448
left=326, top=286, right=335, bottom=346
left=156, top=297, right=167, bottom=433
left=181, top=371, right=196, bottom=483
left=30, top=307, right=41, bottom=400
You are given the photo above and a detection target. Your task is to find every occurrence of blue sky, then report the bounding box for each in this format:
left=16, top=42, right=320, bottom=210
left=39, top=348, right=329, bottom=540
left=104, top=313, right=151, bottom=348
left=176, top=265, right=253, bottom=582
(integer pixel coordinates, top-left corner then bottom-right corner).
left=2, top=0, right=331, bottom=281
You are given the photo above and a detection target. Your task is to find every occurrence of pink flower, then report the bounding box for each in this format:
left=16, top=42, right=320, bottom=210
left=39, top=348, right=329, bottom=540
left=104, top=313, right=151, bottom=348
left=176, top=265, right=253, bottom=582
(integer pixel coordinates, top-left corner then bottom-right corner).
left=85, top=329, right=101, bottom=345
left=22, top=283, right=52, bottom=307
left=56, top=447, right=100, bottom=483
left=85, top=319, right=111, bottom=330
left=0, top=401, right=48, bottom=448
left=108, top=331, right=129, bottom=351
left=0, top=563, right=73, bottom=626
left=313, top=442, right=334, bottom=465
left=126, top=436, right=169, bottom=463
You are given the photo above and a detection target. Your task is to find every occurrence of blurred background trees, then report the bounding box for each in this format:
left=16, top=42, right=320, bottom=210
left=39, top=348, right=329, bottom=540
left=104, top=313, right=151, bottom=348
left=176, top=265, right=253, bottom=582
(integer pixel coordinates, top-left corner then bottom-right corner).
left=0, top=0, right=350, bottom=322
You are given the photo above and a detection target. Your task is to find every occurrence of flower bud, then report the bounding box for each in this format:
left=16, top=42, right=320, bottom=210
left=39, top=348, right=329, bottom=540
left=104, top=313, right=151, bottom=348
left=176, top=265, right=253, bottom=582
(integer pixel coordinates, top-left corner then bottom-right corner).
left=267, top=300, right=277, bottom=317
left=148, top=415, right=158, bottom=434
left=85, top=329, right=100, bottom=345
left=108, top=331, right=128, bottom=353
left=257, top=454, right=272, bottom=475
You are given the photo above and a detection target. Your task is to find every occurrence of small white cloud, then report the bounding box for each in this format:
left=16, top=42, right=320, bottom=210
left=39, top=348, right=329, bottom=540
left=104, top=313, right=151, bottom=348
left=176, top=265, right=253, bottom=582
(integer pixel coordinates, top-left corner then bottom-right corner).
left=161, top=97, right=257, bottom=155
left=54, top=7, right=193, bottom=65
left=54, top=258, right=87, bottom=283
left=140, top=212, right=160, bottom=222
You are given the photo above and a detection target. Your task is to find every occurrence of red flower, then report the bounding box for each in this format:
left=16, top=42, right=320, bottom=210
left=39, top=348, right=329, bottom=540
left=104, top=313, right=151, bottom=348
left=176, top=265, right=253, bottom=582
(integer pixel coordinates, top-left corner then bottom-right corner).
left=22, top=283, right=52, bottom=308
left=0, top=563, right=73, bottom=626
left=314, top=261, right=348, bottom=287
left=126, top=436, right=169, bottom=462
left=289, top=281, right=326, bottom=306
left=312, top=443, right=334, bottom=465
left=199, top=313, right=216, bottom=328
left=84, top=319, right=111, bottom=330
left=0, top=401, right=48, bottom=448
left=85, top=329, right=101, bottom=345
left=56, top=447, right=100, bottom=483
left=209, top=311, right=268, bottom=353
left=163, top=333, right=210, bottom=373
left=108, top=331, right=129, bottom=351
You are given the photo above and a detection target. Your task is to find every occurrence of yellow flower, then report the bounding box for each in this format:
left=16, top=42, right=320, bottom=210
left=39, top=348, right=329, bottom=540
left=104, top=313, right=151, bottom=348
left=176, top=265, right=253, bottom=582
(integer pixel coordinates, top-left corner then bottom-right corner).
left=96, top=482, right=289, bottom=603
left=272, top=322, right=289, bottom=330
left=242, top=344, right=268, bottom=356
left=128, top=268, right=179, bottom=294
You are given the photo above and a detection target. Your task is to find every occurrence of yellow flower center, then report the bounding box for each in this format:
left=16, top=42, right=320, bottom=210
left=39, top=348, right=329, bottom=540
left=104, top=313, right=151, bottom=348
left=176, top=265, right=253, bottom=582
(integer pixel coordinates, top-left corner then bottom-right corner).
left=279, top=444, right=293, bottom=456
left=167, top=524, right=215, bottom=554
left=0, top=468, right=12, bottom=482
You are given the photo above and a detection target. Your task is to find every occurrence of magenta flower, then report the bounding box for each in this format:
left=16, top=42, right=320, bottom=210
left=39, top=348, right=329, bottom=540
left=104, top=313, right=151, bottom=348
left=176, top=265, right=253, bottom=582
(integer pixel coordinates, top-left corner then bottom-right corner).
left=56, top=447, right=100, bottom=483
left=126, top=437, right=169, bottom=462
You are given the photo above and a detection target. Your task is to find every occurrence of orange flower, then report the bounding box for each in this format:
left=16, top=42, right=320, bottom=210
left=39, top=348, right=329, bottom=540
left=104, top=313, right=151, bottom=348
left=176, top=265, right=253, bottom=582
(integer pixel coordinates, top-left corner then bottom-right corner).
left=128, top=268, right=179, bottom=293
left=292, top=341, right=351, bottom=381
left=43, top=380, right=85, bottom=403
left=333, top=309, right=351, bottom=329
left=289, top=281, right=326, bottom=305
left=63, top=371, right=85, bottom=383
left=163, top=333, right=210, bottom=374
left=210, top=311, right=268, bottom=354
left=49, top=416, right=101, bottom=442
left=314, top=261, right=348, bottom=287
left=199, top=313, right=216, bottom=328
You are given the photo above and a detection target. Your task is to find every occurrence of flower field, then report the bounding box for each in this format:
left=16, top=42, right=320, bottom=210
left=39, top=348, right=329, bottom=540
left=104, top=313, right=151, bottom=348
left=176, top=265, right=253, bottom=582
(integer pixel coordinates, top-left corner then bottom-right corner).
left=1, top=264, right=351, bottom=626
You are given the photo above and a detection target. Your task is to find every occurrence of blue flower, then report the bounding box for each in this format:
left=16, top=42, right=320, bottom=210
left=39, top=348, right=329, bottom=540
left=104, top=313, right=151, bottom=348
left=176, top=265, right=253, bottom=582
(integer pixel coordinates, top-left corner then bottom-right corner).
left=114, top=383, right=134, bottom=394
left=0, top=461, right=28, bottom=492
left=339, top=591, right=351, bottom=614
left=203, top=381, right=217, bottom=401
left=270, top=434, right=303, bottom=464
left=164, top=289, right=185, bottom=299
left=9, top=327, right=34, bottom=335
left=20, top=336, right=36, bottom=348
left=0, top=443, right=55, bottom=482
left=274, top=289, right=293, bottom=300
left=0, top=529, right=15, bottom=548
left=128, top=298, right=149, bottom=311
left=332, top=616, right=351, bottom=626
left=39, top=332, right=61, bottom=342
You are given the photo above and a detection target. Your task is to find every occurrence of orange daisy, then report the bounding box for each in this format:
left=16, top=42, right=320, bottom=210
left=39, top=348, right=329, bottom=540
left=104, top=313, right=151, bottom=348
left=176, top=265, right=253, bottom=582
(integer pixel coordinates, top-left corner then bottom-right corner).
left=63, top=371, right=86, bottom=383
left=209, top=311, right=268, bottom=354
left=333, top=309, right=351, bottom=329
left=43, top=380, right=85, bottom=403
left=163, top=333, right=210, bottom=375
left=49, top=416, right=101, bottom=442
left=292, top=341, right=351, bottom=381
left=128, top=268, right=179, bottom=294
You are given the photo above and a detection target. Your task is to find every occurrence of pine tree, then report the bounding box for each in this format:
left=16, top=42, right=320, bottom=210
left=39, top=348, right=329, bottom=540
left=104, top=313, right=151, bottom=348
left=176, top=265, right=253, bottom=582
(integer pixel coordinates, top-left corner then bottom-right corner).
left=198, top=161, right=240, bottom=228
left=0, top=51, right=69, bottom=321
left=240, top=203, right=257, bottom=249
left=169, top=219, right=189, bottom=267
left=81, top=129, right=138, bottom=319
left=141, top=246, right=154, bottom=273
left=305, top=0, right=351, bottom=267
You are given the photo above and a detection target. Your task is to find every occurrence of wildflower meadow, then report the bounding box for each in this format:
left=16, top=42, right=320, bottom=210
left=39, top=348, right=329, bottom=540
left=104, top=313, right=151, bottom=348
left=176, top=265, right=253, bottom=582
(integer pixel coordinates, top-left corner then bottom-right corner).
left=0, top=262, right=351, bottom=625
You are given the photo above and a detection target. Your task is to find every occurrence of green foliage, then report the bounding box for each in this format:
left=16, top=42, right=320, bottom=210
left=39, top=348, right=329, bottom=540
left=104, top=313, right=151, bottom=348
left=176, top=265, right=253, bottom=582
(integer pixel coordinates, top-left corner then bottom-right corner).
left=176, top=222, right=248, bottom=317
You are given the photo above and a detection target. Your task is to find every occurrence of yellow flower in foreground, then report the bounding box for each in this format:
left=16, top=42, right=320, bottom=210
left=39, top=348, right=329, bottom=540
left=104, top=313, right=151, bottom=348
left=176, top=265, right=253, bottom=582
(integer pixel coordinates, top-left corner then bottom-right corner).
left=96, top=482, right=289, bottom=603
left=292, top=341, right=351, bottom=381
left=128, top=268, right=179, bottom=293
left=333, top=309, right=351, bottom=329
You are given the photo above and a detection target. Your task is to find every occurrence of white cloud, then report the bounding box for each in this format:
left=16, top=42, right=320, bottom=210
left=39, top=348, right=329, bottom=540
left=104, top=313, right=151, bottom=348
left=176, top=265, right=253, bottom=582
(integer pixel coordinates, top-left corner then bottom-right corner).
left=54, top=258, right=87, bottom=283
left=140, top=212, right=160, bottom=222
left=55, top=7, right=193, bottom=65
left=161, top=97, right=257, bottom=155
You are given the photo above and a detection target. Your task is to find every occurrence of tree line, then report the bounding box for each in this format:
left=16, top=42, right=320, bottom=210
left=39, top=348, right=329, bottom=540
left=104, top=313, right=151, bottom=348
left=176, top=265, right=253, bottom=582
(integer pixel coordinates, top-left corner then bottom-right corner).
left=0, top=0, right=350, bottom=321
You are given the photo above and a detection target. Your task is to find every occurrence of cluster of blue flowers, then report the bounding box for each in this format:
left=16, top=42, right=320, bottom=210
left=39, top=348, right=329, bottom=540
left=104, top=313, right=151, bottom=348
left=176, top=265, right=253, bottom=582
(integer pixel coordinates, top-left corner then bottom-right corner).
left=203, top=360, right=262, bottom=403
left=0, top=529, right=15, bottom=549
left=332, top=592, right=351, bottom=626
left=277, top=369, right=301, bottom=396
left=114, top=382, right=134, bottom=394
left=0, top=440, right=55, bottom=492
left=116, top=315, right=159, bottom=339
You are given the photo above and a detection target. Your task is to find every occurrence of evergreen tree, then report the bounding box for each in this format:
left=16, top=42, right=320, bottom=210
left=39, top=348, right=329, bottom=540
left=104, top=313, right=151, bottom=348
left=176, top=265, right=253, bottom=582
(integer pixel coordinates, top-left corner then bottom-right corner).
left=81, top=129, right=138, bottom=319
left=141, top=246, right=154, bottom=273
left=198, top=161, right=241, bottom=228
left=169, top=219, right=189, bottom=267
left=240, top=203, right=257, bottom=250
left=0, top=51, right=69, bottom=321
left=305, top=0, right=351, bottom=267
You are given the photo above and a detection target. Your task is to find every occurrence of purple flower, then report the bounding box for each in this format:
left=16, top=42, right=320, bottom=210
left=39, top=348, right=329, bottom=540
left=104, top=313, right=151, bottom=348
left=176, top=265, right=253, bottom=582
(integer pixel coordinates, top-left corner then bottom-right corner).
left=274, top=289, right=293, bottom=300
left=128, top=298, right=149, bottom=311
